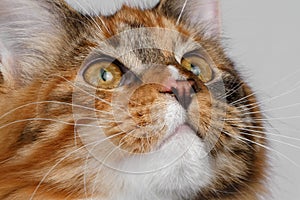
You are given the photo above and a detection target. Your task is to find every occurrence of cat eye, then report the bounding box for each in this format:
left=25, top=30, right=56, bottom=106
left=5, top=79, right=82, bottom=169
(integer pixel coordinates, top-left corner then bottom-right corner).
left=83, top=61, right=122, bottom=89
left=181, top=56, right=213, bottom=83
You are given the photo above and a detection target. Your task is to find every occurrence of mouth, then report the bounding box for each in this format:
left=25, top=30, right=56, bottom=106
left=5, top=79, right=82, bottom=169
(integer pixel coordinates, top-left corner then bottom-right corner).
left=157, top=123, right=197, bottom=149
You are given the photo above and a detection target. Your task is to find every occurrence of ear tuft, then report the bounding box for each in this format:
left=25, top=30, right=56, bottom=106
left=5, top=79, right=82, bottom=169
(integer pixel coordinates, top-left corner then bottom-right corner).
left=0, top=40, right=16, bottom=85
left=0, top=0, right=63, bottom=85
left=159, top=0, right=221, bottom=38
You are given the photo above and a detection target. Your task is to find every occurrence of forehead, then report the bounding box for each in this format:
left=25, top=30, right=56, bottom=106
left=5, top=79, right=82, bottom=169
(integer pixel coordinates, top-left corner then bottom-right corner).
left=94, top=28, right=202, bottom=73
left=89, top=8, right=203, bottom=73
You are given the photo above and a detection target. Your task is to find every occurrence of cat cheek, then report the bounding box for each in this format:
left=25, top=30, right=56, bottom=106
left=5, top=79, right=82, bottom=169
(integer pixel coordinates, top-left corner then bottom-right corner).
left=187, top=93, right=213, bottom=136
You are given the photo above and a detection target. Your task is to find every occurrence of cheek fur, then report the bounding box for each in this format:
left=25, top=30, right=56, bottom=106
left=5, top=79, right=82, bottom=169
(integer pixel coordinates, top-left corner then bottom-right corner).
left=93, top=84, right=171, bottom=154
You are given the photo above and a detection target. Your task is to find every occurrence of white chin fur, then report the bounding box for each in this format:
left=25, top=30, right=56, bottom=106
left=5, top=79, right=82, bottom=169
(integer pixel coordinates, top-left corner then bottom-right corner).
left=65, top=0, right=160, bottom=16
left=100, top=102, right=212, bottom=200
left=115, top=131, right=211, bottom=200
left=94, top=131, right=211, bottom=200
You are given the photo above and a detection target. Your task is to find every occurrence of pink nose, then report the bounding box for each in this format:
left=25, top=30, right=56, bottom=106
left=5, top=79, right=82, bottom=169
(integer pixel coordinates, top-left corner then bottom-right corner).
left=160, top=79, right=195, bottom=109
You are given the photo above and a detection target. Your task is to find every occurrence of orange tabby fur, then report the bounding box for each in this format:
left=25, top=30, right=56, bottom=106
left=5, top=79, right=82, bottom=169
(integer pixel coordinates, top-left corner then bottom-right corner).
left=0, top=1, right=268, bottom=199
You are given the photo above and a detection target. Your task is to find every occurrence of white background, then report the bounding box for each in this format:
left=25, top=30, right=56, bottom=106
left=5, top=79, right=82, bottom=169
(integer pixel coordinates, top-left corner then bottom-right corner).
left=221, top=1, right=300, bottom=199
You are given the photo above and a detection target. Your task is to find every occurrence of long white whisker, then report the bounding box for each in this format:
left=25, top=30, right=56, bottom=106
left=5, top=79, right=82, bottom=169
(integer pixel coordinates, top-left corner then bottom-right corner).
left=260, top=68, right=300, bottom=92
left=81, top=1, right=111, bottom=34
left=0, top=101, right=113, bottom=121
left=69, top=0, right=111, bottom=34
left=238, top=130, right=300, bottom=150
left=0, top=118, right=113, bottom=131
left=54, top=75, right=127, bottom=113
left=176, top=0, right=188, bottom=25
left=235, top=102, right=300, bottom=116
left=225, top=115, right=300, bottom=122
left=29, top=139, right=110, bottom=200
left=234, top=79, right=300, bottom=110
left=82, top=130, right=126, bottom=199
left=219, top=81, right=244, bottom=100
left=237, top=127, right=300, bottom=141
left=222, top=130, right=299, bottom=167
left=90, top=131, right=134, bottom=198
left=230, top=90, right=258, bottom=106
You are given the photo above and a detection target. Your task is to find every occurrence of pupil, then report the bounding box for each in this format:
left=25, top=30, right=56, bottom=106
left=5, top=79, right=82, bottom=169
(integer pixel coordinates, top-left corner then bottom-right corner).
left=191, top=64, right=201, bottom=76
left=100, top=68, right=106, bottom=81
left=100, top=68, right=107, bottom=81
left=100, top=68, right=113, bottom=82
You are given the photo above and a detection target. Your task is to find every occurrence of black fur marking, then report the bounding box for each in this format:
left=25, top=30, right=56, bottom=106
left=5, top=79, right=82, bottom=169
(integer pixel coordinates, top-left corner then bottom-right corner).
left=222, top=74, right=245, bottom=104
left=18, top=125, right=41, bottom=144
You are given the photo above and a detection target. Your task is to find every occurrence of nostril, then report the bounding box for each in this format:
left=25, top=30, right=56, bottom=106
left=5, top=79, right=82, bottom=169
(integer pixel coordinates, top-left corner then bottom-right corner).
left=160, top=78, right=197, bottom=109
left=164, top=80, right=194, bottom=109
left=171, top=82, right=194, bottom=110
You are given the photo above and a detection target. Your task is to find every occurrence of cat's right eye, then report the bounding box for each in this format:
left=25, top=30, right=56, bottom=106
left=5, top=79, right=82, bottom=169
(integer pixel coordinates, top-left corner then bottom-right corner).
left=83, top=61, right=122, bottom=89
left=181, top=56, right=213, bottom=83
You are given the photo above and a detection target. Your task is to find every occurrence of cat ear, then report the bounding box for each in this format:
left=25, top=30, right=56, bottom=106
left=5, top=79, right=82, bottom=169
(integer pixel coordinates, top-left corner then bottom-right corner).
left=158, top=0, right=221, bottom=38
left=0, top=40, right=16, bottom=85
left=65, top=0, right=160, bottom=16
left=0, top=0, right=62, bottom=85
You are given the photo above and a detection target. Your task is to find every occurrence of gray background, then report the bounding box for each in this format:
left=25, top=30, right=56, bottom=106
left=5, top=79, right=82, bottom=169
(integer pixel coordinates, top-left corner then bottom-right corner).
left=221, top=1, right=300, bottom=199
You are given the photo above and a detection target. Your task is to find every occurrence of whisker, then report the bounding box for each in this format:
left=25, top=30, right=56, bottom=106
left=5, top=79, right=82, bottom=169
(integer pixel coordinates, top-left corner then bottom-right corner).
left=73, top=117, right=123, bottom=146
left=68, top=0, right=111, bottom=34
left=236, top=127, right=300, bottom=141
left=54, top=74, right=127, bottom=113
left=90, top=131, right=134, bottom=198
left=222, top=130, right=299, bottom=167
left=219, top=81, right=244, bottom=100
left=230, top=90, right=258, bottom=106
left=225, top=115, right=300, bottom=122
left=29, top=138, right=112, bottom=200
left=239, top=131, right=300, bottom=150
left=82, top=2, right=111, bottom=34
left=78, top=117, right=122, bottom=123
left=30, top=128, right=128, bottom=200
left=236, top=102, right=300, bottom=116
left=230, top=72, right=300, bottom=106
left=82, top=130, right=127, bottom=199
left=176, top=0, right=188, bottom=25
left=0, top=101, right=113, bottom=120
left=263, top=68, right=300, bottom=91
left=233, top=79, right=300, bottom=111
left=0, top=118, right=115, bottom=131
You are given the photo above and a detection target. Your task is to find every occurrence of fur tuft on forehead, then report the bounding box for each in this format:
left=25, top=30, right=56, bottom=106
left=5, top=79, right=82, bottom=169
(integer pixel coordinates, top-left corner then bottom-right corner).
left=65, top=0, right=160, bottom=16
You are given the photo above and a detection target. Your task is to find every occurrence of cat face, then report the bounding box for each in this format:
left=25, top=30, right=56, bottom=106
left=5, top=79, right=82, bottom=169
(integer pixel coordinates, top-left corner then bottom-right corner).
left=0, top=0, right=267, bottom=199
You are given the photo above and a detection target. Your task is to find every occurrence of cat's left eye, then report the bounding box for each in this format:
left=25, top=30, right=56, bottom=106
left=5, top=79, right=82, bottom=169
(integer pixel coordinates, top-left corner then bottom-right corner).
left=83, top=61, right=122, bottom=89
left=181, top=56, right=213, bottom=83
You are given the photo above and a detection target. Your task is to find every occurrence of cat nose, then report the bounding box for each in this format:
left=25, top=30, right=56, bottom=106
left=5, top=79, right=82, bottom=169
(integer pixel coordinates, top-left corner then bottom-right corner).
left=160, top=79, right=196, bottom=109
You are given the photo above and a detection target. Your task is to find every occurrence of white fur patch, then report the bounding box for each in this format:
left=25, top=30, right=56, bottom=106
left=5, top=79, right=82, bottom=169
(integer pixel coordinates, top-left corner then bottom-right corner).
left=99, top=129, right=211, bottom=200
left=89, top=99, right=212, bottom=200
left=65, top=0, right=160, bottom=16
left=167, top=65, right=180, bottom=80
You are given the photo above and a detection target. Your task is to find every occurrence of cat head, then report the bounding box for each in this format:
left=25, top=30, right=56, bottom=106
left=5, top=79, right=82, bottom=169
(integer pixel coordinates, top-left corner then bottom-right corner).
left=0, top=0, right=221, bottom=84
left=0, top=0, right=267, bottom=199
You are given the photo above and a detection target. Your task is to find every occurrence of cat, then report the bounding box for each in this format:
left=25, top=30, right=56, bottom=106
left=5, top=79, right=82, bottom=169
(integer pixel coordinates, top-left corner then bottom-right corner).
left=0, top=0, right=268, bottom=199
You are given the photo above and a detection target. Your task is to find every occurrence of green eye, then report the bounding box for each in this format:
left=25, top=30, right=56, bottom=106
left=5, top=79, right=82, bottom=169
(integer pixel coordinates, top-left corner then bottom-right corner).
left=83, top=61, right=122, bottom=89
left=181, top=56, right=212, bottom=83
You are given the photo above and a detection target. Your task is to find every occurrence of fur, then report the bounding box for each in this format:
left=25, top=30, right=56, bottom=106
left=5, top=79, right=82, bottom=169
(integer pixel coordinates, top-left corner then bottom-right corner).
left=0, top=0, right=268, bottom=199
left=65, top=0, right=160, bottom=16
